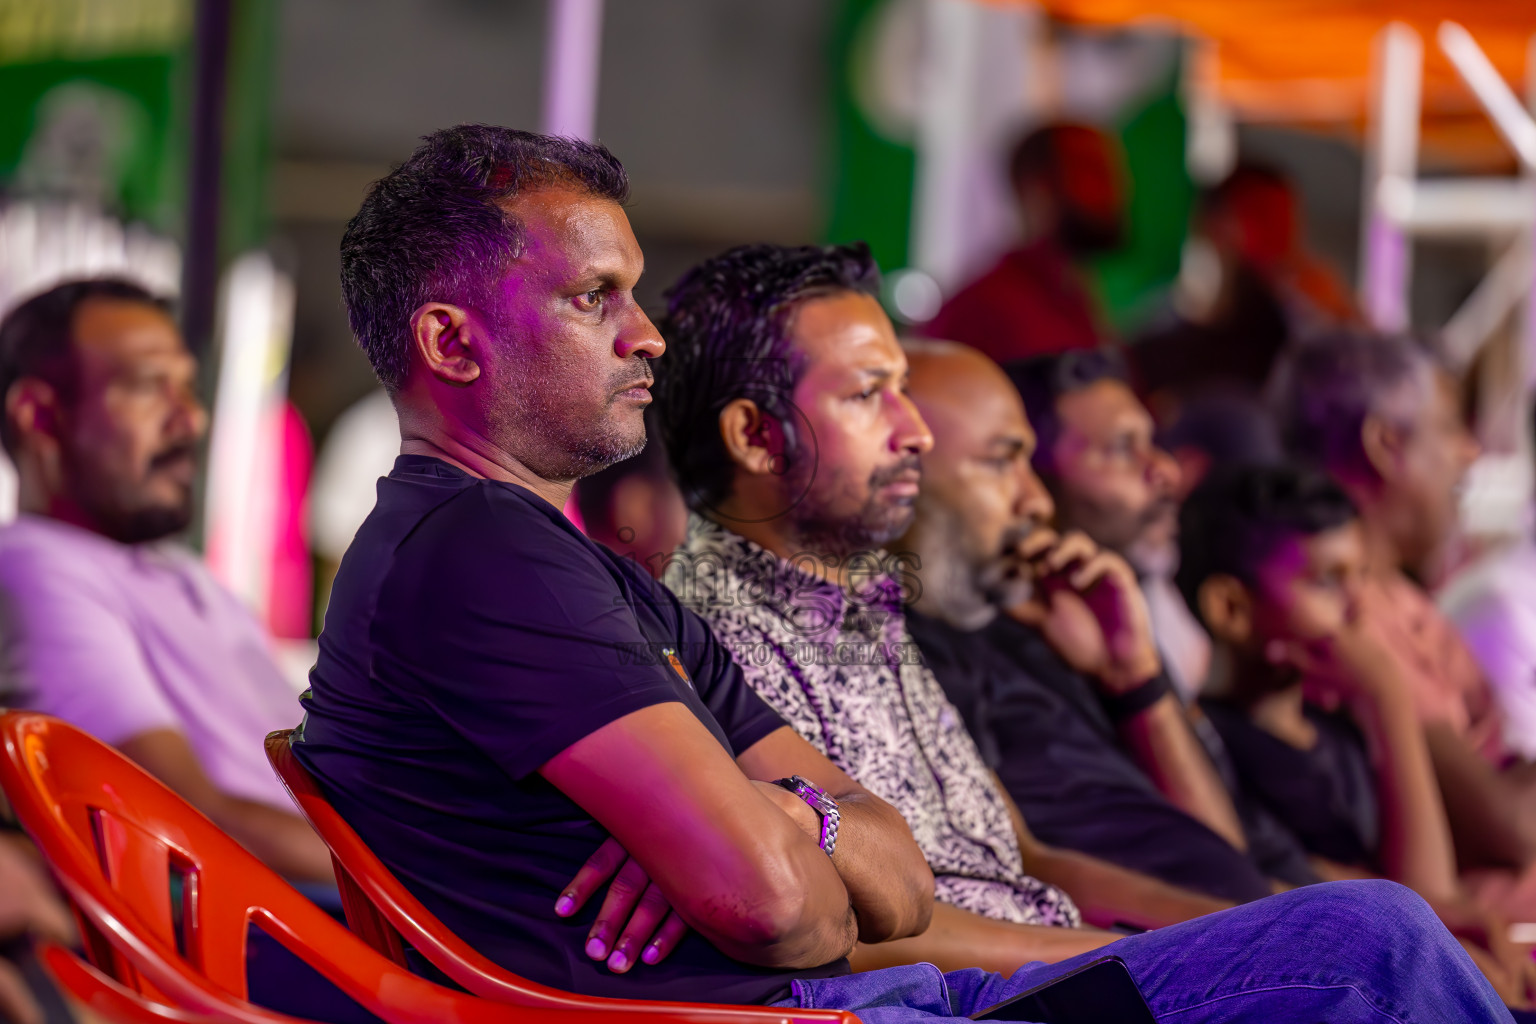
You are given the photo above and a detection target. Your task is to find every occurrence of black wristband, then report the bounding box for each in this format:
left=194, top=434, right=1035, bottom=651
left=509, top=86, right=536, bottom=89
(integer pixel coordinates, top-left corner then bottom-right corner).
left=1099, top=672, right=1173, bottom=722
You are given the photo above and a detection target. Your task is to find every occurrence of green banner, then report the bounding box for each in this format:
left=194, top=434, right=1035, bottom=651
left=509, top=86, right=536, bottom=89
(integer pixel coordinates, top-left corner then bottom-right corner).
left=823, top=0, right=1193, bottom=332
left=0, top=0, right=275, bottom=256
left=823, top=0, right=917, bottom=273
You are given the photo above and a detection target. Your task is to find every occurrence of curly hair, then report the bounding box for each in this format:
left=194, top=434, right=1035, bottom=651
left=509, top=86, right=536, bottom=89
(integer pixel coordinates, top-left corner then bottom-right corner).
left=652, top=242, right=880, bottom=512
left=340, top=124, right=629, bottom=392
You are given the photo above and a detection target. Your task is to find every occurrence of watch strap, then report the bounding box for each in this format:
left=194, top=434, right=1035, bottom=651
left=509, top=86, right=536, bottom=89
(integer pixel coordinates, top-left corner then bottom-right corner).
left=773, top=775, right=840, bottom=857
left=1098, top=672, right=1174, bottom=722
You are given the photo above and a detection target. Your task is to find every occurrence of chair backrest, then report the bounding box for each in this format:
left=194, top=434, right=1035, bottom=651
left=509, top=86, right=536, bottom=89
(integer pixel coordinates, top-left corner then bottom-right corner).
left=265, top=730, right=857, bottom=1024
left=41, top=942, right=309, bottom=1024
left=40, top=942, right=689, bottom=1024
left=0, top=712, right=672, bottom=1024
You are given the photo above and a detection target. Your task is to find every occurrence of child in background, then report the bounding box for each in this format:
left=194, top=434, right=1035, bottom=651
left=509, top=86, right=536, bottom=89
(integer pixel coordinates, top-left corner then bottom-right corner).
left=1177, top=462, right=1536, bottom=1007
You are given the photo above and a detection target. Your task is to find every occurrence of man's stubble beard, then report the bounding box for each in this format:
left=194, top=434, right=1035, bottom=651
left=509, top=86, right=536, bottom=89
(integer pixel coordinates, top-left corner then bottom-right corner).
left=908, top=498, right=1008, bottom=625
left=60, top=442, right=193, bottom=545
left=484, top=359, right=647, bottom=481
left=778, top=453, right=919, bottom=559
left=1057, top=207, right=1125, bottom=257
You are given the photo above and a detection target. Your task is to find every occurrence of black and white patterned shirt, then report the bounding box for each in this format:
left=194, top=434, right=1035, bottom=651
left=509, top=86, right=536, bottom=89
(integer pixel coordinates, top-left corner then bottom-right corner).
left=664, top=514, right=1080, bottom=928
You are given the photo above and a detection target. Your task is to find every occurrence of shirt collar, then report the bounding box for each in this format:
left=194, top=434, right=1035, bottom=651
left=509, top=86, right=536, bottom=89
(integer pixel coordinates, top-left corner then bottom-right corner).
left=673, top=513, right=905, bottom=638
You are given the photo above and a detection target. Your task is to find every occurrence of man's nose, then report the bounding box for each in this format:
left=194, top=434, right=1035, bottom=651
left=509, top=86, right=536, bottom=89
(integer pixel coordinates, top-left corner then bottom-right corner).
left=1341, top=579, right=1365, bottom=624
left=615, top=306, right=665, bottom=361
left=1148, top=446, right=1181, bottom=496
left=892, top=392, right=934, bottom=455
left=1461, top=428, right=1482, bottom=470
left=176, top=390, right=209, bottom=441
left=1018, top=464, right=1055, bottom=524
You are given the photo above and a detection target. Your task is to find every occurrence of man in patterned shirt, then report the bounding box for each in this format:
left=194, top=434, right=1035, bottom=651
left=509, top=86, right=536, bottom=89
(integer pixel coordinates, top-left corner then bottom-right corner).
left=653, top=243, right=1235, bottom=974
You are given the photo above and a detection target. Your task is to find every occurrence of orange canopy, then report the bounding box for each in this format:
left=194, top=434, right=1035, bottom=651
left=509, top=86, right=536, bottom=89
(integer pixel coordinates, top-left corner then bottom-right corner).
left=992, top=0, right=1535, bottom=164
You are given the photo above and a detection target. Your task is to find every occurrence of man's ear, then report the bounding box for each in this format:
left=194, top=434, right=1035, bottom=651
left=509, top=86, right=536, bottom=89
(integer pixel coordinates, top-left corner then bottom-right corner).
left=409, top=302, right=482, bottom=387
left=1197, top=574, right=1254, bottom=646
left=718, top=397, right=787, bottom=477
left=1360, top=412, right=1405, bottom=482
left=5, top=378, right=64, bottom=454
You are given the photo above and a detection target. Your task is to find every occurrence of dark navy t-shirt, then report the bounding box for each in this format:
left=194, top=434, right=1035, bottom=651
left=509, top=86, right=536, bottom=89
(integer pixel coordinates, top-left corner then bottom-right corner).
left=908, top=610, right=1276, bottom=905
left=1202, top=699, right=1379, bottom=869
left=294, top=456, right=845, bottom=1004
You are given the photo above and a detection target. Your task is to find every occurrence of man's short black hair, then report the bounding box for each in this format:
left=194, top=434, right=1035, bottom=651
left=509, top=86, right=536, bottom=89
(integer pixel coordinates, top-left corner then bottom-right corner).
left=339, top=124, right=629, bottom=393
left=0, top=277, right=172, bottom=456
left=652, top=242, right=880, bottom=513
left=1175, top=462, right=1356, bottom=623
left=1003, top=349, right=1128, bottom=477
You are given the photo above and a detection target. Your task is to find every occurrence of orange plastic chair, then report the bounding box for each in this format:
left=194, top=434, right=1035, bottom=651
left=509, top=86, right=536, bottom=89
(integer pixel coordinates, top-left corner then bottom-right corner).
left=39, top=941, right=642, bottom=1024
left=264, top=730, right=853, bottom=1024
left=0, top=712, right=813, bottom=1024
left=41, top=942, right=311, bottom=1024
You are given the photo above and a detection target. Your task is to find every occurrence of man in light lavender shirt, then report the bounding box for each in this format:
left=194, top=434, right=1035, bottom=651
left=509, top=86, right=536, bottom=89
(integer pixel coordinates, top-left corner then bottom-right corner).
left=0, top=279, right=331, bottom=883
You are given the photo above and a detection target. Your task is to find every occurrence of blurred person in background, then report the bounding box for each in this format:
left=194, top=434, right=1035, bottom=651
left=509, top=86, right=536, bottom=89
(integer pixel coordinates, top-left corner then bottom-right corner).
left=921, top=123, right=1124, bottom=363
left=896, top=340, right=1282, bottom=904
left=1156, top=391, right=1284, bottom=502
left=1440, top=408, right=1536, bottom=764
left=1267, top=331, right=1536, bottom=911
left=0, top=279, right=332, bottom=884
left=574, top=404, right=685, bottom=576
left=652, top=241, right=1513, bottom=1020
left=0, top=833, right=74, bottom=1024
left=658, top=243, right=1234, bottom=973
left=1133, top=163, right=1356, bottom=423
left=1006, top=351, right=1211, bottom=702
left=1178, top=462, right=1536, bottom=1006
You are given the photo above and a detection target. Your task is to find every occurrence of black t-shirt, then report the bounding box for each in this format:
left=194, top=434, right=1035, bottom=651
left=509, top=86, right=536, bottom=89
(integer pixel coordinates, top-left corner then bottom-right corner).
left=1189, top=711, right=1321, bottom=888
left=907, top=610, right=1275, bottom=905
left=294, top=456, right=845, bottom=1004
left=1202, top=699, right=1379, bottom=868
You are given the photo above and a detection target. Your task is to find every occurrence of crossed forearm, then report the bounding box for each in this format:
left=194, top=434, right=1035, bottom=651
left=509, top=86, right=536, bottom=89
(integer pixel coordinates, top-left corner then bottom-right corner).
left=848, top=901, right=1116, bottom=975
left=826, top=793, right=935, bottom=943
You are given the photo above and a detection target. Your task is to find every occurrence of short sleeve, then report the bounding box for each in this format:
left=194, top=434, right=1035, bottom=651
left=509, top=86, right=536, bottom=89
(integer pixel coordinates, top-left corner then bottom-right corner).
left=369, top=488, right=697, bottom=780
left=672, top=597, right=786, bottom=757
left=0, top=544, right=178, bottom=744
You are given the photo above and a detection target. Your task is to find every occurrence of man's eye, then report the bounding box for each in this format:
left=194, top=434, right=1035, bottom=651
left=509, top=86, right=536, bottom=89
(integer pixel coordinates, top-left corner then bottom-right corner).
left=575, top=289, right=603, bottom=310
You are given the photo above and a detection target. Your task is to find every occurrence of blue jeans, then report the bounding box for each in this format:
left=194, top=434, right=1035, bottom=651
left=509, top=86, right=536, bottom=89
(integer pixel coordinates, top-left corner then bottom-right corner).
left=779, top=880, right=1511, bottom=1023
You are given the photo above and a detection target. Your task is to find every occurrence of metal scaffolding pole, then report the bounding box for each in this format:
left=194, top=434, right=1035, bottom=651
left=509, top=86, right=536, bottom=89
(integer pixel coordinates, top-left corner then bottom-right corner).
left=543, top=0, right=605, bottom=141
left=1359, top=22, right=1420, bottom=333
left=181, top=0, right=232, bottom=356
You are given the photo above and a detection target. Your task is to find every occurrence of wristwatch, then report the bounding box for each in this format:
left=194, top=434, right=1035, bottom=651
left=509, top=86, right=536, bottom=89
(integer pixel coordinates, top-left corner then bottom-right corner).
left=773, top=775, right=840, bottom=857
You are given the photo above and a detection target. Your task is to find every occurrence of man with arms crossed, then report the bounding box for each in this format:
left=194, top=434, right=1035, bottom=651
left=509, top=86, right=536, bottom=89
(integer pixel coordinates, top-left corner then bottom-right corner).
left=298, top=124, right=1505, bottom=1021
